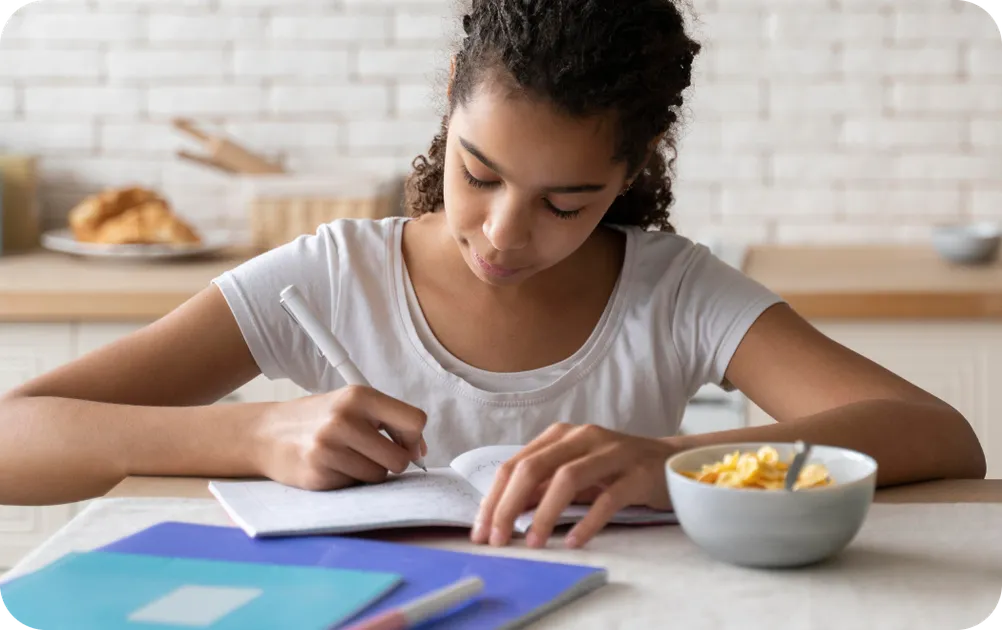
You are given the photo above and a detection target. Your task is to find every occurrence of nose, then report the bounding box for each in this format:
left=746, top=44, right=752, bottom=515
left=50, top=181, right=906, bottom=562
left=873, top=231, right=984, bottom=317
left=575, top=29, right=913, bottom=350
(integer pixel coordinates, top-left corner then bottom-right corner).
left=483, top=194, right=531, bottom=252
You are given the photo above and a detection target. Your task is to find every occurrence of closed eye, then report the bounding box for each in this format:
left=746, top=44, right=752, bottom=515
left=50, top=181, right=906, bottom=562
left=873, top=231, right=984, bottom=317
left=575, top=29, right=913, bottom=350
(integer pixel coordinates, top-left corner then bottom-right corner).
left=461, top=166, right=500, bottom=189
left=544, top=199, right=582, bottom=219
left=463, top=165, right=582, bottom=219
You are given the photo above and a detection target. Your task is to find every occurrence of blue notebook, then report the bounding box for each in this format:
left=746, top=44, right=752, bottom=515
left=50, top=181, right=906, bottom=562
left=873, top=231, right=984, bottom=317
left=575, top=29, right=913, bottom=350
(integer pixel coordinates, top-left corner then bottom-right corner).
left=100, top=522, right=608, bottom=629
left=0, top=549, right=401, bottom=630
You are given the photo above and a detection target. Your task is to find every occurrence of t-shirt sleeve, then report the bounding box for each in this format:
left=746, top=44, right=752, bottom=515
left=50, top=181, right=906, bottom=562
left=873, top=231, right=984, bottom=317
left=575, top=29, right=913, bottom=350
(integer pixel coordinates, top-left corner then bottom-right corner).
left=210, top=226, right=339, bottom=393
left=668, top=243, right=785, bottom=397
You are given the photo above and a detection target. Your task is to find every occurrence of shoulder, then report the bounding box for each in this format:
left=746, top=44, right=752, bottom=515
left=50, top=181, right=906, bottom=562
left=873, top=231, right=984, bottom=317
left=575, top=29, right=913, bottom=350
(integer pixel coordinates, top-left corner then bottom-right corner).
left=209, top=217, right=404, bottom=390
left=216, top=217, right=403, bottom=308
left=249, top=216, right=402, bottom=270
left=617, top=227, right=783, bottom=394
left=319, top=216, right=403, bottom=244
left=621, top=227, right=719, bottom=290
left=619, top=225, right=780, bottom=319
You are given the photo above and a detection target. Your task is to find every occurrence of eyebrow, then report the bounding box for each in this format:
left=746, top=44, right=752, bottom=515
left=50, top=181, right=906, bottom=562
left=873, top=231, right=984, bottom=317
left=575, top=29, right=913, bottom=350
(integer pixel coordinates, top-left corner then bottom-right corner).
left=459, top=137, right=607, bottom=194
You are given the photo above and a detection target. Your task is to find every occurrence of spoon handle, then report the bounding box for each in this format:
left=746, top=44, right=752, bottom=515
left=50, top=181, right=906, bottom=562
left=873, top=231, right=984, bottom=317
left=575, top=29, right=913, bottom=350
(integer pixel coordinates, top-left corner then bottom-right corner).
left=785, top=441, right=813, bottom=491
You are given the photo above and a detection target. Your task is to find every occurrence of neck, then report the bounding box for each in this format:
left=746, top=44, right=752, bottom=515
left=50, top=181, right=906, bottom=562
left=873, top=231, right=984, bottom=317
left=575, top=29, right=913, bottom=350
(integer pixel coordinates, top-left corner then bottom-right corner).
left=453, top=220, right=624, bottom=306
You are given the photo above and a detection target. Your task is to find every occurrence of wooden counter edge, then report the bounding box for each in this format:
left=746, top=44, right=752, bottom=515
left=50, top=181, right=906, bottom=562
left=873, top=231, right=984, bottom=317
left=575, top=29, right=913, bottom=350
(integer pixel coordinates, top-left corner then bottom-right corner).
left=0, top=292, right=199, bottom=322
left=781, top=292, right=1002, bottom=321
left=105, top=476, right=1002, bottom=503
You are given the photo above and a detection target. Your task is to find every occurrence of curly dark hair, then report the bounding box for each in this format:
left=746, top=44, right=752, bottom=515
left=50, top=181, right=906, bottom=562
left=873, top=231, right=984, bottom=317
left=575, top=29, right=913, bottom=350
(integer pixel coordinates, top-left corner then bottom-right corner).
left=405, top=0, right=701, bottom=232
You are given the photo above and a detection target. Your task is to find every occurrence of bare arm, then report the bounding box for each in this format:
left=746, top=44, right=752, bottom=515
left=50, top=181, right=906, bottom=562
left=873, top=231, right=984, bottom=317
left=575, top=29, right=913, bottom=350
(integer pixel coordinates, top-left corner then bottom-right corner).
left=473, top=303, right=988, bottom=550
left=673, top=304, right=987, bottom=485
left=0, top=286, right=271, bottom=505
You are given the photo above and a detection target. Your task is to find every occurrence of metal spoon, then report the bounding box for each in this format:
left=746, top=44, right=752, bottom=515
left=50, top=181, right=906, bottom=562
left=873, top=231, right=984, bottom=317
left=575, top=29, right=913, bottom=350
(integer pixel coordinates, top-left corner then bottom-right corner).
left=784, top=441, right=813, bottom=491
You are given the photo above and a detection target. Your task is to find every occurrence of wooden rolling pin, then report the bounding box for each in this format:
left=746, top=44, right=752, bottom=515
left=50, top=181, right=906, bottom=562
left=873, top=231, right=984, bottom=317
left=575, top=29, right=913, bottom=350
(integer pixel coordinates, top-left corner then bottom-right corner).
left=172, top=118, right=285, bottom=175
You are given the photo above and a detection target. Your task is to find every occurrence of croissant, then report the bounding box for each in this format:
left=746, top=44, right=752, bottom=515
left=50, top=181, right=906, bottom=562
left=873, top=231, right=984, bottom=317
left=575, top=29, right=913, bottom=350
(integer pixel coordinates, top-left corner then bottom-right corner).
left=68, top=187, right=201, bottom=246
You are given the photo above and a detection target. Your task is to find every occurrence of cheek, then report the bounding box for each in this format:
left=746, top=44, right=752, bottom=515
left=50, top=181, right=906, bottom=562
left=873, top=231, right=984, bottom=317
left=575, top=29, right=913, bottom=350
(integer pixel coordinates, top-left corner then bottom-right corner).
left=442, top=162, right=483, bottom=229
left=533, top=215, right=602, bottom=262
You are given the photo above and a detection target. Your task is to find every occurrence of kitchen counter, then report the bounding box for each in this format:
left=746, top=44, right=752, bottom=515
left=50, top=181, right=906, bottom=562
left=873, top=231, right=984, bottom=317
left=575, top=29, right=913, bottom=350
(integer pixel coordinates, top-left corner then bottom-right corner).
left=105, top=475, right=1002, bottom=503
left=0, top=249, right=253, bottom=322
left=743, top=244, right=1002, bottom=320
left=1, top=243, right=1001, bottom=321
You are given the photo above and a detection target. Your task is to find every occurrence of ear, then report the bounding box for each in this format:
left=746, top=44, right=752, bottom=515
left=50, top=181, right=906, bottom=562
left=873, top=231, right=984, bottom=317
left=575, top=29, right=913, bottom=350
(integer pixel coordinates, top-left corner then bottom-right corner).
left=622, top=132, right=667, bottom=193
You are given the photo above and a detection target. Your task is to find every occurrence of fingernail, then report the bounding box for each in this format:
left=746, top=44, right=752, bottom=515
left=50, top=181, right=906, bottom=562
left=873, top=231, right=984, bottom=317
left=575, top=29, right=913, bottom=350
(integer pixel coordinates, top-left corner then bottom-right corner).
left=565, top=534, right=580, bottom=549
left=526, top=531, right=541, bottom=548
left=471, top=517, right=485, bottom=542
left=489, top=527, right=505, bottom=547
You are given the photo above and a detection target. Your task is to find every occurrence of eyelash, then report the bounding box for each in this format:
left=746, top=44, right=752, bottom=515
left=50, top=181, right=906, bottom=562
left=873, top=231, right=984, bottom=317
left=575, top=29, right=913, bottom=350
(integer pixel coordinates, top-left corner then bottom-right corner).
left=461, top=166, right=582, bottom=220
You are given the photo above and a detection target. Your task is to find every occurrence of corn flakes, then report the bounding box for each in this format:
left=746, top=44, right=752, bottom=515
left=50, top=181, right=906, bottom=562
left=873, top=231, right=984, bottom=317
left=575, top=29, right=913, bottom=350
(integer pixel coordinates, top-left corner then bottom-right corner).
left=680, top=446, right=833, bottom=490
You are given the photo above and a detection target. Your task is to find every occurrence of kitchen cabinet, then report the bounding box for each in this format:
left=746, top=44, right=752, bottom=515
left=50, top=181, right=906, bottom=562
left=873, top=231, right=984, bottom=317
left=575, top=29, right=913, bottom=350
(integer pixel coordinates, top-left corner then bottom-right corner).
left=746, top=321, right=1001, bottom=479
left=0, top=321, right=310, bottom=570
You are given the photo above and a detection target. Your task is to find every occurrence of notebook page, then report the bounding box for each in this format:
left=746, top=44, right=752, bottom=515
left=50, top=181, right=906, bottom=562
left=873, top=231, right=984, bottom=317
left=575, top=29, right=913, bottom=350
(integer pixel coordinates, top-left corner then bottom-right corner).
left=449, top=445, right=678, bottom=534
left=209, top=469, right=483, bottom=537
left=449, top=445, right=523, bottom=496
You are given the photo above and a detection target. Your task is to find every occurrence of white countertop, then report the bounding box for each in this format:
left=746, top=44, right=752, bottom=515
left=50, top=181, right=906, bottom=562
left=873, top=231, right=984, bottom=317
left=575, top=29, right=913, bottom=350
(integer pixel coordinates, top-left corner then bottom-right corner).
left=3, top=498, right=1000, bottom=629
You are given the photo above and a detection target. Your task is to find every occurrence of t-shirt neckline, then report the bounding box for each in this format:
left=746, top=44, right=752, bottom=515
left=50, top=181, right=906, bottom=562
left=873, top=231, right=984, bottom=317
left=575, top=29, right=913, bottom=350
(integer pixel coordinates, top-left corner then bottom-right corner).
left=388, top=217, right=637, bottom=406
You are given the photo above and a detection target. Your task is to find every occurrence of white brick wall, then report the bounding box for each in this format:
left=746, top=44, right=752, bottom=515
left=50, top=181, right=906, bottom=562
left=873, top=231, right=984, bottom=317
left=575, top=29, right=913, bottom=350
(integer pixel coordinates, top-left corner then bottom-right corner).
left=269, top=15, right=389, bottom=44
left=107, top=49, right=228, bottom=81
left=232, top=49, right=351, bottom=80
left=0, top=49, right=103, bottom=80
left=0, top=0, right=998, bottom=243
left=23, top=86, right=144, bottom=117
left=149, top=15, right=265, bottom=43
left=0, top=86, right=16, bottom=116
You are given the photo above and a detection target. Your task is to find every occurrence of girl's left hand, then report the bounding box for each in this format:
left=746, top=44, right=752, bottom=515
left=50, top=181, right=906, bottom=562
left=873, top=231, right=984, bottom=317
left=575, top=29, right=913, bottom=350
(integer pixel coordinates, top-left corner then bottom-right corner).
left=471, top=423, right=676, bottom=549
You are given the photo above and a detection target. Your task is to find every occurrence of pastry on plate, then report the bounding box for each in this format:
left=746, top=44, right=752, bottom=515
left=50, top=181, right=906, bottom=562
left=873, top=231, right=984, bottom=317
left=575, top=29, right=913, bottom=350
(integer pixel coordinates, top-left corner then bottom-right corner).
left=68, top=186, right=201, bottom=246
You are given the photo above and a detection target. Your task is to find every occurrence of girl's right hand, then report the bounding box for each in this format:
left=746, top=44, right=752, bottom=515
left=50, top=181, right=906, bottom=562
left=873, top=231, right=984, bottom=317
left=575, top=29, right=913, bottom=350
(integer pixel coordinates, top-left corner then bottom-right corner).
left=251, top=385, right=428, bottom=491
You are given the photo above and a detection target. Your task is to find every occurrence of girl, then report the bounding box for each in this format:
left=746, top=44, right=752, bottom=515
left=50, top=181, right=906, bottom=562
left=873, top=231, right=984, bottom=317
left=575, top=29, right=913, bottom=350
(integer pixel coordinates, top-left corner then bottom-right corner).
left=0, top=0, right=985, bottom=551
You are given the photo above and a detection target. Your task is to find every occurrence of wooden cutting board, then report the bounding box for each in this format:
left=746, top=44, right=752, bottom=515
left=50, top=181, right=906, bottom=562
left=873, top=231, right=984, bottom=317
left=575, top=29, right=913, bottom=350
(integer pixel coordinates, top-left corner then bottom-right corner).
left=0, top=155, right=40, bottom=253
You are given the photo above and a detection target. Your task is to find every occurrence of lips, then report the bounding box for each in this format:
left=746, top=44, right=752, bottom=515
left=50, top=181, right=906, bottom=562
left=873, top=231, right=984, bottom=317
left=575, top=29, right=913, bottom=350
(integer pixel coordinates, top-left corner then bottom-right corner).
left=472, top=250, right=521, bottom=278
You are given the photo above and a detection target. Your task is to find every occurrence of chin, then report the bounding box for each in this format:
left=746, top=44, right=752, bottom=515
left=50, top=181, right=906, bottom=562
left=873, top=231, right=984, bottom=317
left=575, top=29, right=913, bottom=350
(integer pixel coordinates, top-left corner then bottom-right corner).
left=463, top=251, right=532, bottom=286
left=471, top=267, right=532, bottom=286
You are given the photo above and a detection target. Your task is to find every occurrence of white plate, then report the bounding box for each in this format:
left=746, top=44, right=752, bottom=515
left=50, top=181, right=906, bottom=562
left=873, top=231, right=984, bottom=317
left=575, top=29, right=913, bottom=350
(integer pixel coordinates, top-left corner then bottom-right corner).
left=41, top=228, right=234, bottom=261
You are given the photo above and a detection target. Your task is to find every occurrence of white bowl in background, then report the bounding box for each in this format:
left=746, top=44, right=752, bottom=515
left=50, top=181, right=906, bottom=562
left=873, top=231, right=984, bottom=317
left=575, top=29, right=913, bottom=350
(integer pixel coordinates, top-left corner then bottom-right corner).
left=931, top=222, right=1001, bottom=265
left=665, top=443, right=877, bottom=569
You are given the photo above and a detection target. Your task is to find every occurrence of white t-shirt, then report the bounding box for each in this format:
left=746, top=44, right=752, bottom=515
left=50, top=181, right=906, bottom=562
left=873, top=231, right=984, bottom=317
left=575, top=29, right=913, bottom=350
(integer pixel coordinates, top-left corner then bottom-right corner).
left=212, top=217, right=783, bottom=467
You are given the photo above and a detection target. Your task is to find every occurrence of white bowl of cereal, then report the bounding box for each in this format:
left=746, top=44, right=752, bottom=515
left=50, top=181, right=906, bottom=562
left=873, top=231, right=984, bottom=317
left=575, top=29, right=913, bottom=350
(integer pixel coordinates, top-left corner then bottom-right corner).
left=665, top=443, right=877, bottom=569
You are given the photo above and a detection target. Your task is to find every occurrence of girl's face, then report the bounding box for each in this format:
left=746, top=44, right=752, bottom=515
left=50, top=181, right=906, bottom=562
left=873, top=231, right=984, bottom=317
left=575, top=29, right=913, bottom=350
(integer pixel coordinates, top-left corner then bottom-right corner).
left=442, top=83, right=630, bottom=287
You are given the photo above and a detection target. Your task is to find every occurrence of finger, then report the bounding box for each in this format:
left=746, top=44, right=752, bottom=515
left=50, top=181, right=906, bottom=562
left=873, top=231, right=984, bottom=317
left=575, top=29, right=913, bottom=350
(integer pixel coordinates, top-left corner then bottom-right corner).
left=310, top=444, right=390, bottom=485
left=572, top=485, right=607, bottom=504
left=526, top=445, right=631, bottom=548
left=471, top=424, right=571, bottom=544
left=329, top=416, right=413, bottom=474
left=488, top=435, right=595, bottom=547
left=564, top=475, right=638, bottom=549
left=383, top=426, right=423, bottom=462
left=350, top=387, right=428, bottom=450
left=525, top=480, right=551, bottom=508
left=297, top=467, right=354, bottom=492
left=527, top=477, right=606, bottom=506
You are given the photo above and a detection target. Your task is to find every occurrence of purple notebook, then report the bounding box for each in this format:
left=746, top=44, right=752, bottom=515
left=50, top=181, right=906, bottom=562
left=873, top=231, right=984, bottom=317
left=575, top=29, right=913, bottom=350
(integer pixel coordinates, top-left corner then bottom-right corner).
left=100, top=522, right=607, bottom=629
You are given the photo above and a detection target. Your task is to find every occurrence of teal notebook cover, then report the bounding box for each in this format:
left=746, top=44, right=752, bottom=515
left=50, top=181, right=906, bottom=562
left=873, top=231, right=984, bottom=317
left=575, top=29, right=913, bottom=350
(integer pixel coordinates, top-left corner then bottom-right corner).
left=1, top=550, right=401, bottom=630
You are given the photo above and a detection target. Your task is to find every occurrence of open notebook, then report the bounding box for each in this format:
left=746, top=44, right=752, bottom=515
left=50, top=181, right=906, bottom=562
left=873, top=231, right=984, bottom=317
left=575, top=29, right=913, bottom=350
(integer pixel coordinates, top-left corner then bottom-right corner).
left=209, top=445, right=677, bottom=538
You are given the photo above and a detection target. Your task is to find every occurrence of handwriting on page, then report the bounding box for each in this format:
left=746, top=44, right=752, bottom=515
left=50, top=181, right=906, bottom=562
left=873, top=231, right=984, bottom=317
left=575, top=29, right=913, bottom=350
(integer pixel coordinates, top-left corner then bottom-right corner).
left=449, top=445, right=523, bottom=496
left=463, top=461, right=506, bottom=497
left=239, top=471, right=482, bottom=533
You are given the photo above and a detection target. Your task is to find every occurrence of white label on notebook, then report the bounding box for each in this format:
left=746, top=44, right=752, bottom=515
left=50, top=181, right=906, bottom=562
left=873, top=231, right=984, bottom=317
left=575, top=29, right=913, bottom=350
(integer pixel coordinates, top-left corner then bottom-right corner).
left=127, top=585, right=262, bottom=627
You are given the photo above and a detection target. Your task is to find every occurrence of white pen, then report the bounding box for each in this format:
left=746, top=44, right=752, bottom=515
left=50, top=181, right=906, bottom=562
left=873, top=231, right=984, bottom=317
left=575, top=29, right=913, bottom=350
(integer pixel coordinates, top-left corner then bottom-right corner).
left=279, top=284, right=428, bottom=472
